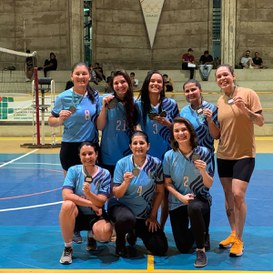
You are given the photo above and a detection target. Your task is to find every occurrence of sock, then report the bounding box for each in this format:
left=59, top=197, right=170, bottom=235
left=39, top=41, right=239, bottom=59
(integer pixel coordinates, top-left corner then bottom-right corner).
left=65, top=242, right=73, bottom=248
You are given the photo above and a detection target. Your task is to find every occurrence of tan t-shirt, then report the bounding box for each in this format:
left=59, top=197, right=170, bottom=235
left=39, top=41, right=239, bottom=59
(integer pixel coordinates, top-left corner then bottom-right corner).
left=217, top=86, right=262, bottom=160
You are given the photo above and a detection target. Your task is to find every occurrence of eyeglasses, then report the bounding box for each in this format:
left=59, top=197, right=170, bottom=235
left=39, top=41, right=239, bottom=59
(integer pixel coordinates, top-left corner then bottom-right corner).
left=148, top=110, right=167, bottom=120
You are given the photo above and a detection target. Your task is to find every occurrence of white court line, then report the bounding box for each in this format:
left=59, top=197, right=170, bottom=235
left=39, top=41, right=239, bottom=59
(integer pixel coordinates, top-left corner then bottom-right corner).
left=8, top=162, right=60, bottom=166
left=0, top=149, right=39, bottom=168
left=0, top=201, right=63, bottom=212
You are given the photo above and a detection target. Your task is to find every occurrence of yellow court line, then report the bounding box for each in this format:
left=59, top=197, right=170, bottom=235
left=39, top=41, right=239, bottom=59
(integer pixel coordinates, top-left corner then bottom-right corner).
left=256, top=136, right=273, bottom=140
left=147, top=254, right=154, bottom=271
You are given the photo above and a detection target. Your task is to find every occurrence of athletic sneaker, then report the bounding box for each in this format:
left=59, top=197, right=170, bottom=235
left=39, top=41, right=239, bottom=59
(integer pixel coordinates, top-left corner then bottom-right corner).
left=59, top=246, right=73, bottom=264
left=219, top=231, right=236, bottom=248
left=194, top=250, right=208, bottom=268
left=229, top=238, right=244, bottom=257
left=86, top=236, right=97, bottom=251
left=72, top=231, right=82, bottom=244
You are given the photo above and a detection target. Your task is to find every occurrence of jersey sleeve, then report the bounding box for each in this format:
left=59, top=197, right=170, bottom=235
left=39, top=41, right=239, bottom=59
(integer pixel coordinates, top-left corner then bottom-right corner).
left=113, top=159, right=125, bottom=186
left=51, top=94, right=63, bottom=117
left=162, top=151, right=172, bottom=178
left=62, top=166, right=77, bottom=190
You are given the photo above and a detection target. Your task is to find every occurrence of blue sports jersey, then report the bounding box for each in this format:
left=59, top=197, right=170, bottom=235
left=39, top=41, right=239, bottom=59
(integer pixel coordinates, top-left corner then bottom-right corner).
left=108, top=154, right=163, bottom=219
left=163, top=146, right=213, bottom=211
left=51, top=88, right=99, bottom=142
left=63, top=165, right=111, bottom=215
left=135, top=97, right=179, bottom=160
left=180, top=100, right=219, bottom=154
left=99, top=94, right=133, bottom=165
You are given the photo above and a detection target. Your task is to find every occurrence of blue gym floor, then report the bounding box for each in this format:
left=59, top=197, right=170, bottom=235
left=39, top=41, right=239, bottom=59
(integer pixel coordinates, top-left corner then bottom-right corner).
left=0, top=150, right=273, bottom=273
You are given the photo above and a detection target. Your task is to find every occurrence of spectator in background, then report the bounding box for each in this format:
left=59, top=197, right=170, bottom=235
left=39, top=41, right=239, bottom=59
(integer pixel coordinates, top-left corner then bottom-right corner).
left=130, top=72, right=139, bottom=90
left=94, top=62, right=106, bottom=82
left=252, top=52, right=264, bottom=69
left=240, top=50, right=254, bottom=69
left=25, top=49, right=34, bottom=82
left=89, top=64, right=98, bottom=85
left=104, top=76, right=112, bottom=93
left=199, top=50, right=214, bottom=81
left=182, top=48, right=196, bottom=79
left=43, top=52, right=57, bottom=77
left=163, top=74, right=174, bottom=92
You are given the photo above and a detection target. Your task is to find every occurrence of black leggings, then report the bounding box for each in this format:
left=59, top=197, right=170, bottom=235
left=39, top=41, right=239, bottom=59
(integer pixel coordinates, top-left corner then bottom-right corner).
left=169, top=198, right=210, bottom=252
left=182, top=62, right=195, bottom=79
left=108, top=203, right=168, bottom=256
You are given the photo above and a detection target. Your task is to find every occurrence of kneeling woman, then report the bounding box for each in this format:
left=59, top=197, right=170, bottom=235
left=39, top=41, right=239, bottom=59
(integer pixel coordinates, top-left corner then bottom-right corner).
left=163, top=117, right=214, bottom=268
left=108, top=131, right=168, bottom=257
left=59, top=142, right=113, bottom=264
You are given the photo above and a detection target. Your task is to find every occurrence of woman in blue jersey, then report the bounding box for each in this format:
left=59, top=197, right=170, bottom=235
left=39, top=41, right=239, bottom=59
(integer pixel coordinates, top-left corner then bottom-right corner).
left=48, top=62, right=100, bottom=176
left=48, top=62, right=100, bottom=244
left=135, top=70, right=180, bottom=230
left=163, top=117, right=214, bottom=268
left=108, top=131, right=168, bottom=257
left=136, top=70, right=179, bottom=160
left=180, top=79, right=220, bottom=174
left=180, top=79, right=219, bottom=250
left=59, top=142, right=113, bottom=265
left=97, top=69, right=137, bottom=176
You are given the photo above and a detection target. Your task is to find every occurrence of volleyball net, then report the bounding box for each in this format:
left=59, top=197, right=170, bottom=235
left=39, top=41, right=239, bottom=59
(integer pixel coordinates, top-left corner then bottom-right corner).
left=0, top=47, right=58, bottom=147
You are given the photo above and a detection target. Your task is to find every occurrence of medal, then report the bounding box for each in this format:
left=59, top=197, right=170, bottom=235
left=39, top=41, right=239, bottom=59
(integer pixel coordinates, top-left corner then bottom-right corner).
left=160, top=110, right=167, bottom=117
left=228, top=98, right=234, bottom=105
left=132, top=167, right=140, bottom=176
left=108, top=97, right=119, bottom=109
left=148, top=112, right=159, bottom=120
left=191, top=153, right=200, bottom=162
left=69, top=105, right=76, bottom=113
left=84, top=176, right=93, bottom=183
left=196, top=107, right=203, bottom=115
left=70, top=91, right=85, bottom=113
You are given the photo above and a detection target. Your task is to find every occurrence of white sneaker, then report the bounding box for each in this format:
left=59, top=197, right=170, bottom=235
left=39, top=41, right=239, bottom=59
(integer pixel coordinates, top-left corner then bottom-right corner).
left=59, top=246, right=73, bottom=264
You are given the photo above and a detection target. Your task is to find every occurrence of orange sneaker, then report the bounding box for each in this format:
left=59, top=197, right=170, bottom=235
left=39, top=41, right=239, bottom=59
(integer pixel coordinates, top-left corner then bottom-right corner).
left=219, top=231, right=236, bottom=248
left=229, top=238, right=244, bottom=257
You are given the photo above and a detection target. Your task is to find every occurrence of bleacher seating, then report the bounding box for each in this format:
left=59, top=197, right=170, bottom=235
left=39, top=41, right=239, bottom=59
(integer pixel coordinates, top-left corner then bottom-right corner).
left=1, top=68, right=273, bottom=136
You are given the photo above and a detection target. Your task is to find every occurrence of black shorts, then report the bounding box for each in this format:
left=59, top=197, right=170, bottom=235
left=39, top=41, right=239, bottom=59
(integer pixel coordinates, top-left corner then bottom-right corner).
left=74, top=209, right=110, bottom=231
left=217, top=157, right=255, bottom=182
left=60, top=142, right=83, bottom=171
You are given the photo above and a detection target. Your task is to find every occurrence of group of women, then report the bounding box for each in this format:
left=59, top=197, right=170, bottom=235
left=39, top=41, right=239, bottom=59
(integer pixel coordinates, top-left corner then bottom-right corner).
left=48, top=63, right=264, bottom=268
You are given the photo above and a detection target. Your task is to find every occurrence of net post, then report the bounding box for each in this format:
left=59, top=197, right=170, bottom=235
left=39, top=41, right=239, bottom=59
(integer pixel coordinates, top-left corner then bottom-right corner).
left=33, top=67, right=41, bottom=145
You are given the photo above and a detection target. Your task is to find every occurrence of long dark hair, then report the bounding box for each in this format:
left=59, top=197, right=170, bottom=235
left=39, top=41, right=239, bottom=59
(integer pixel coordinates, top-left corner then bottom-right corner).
left=138, top=70, right=165, bottom=120
left=71, top=62, right=97, bottom=103
left=110, top=69, right=135, bottom=131
left=170, top=117, right=198, bottom=151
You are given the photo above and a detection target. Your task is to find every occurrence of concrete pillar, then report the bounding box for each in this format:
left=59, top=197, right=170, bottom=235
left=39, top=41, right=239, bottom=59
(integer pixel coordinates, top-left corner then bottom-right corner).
left=69, top=0, right=84, bottom=66
left=221, top=0, right=236, bottom=66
